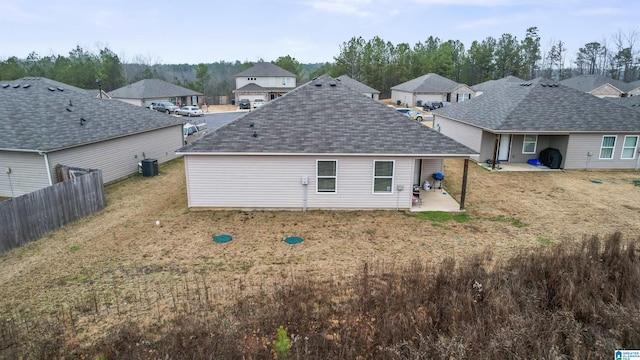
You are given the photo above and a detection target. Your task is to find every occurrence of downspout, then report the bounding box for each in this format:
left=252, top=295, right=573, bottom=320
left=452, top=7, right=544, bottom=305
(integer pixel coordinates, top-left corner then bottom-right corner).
left=38, top=151, right=53, bottom=186
left=459, top=159, right=469, bottom=211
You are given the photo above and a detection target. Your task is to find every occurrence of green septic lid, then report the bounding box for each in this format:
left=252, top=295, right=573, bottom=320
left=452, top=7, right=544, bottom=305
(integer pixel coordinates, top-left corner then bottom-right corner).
left=213, top=234, right=232, bottom=243
left=284, top=236, right=303, bottom=244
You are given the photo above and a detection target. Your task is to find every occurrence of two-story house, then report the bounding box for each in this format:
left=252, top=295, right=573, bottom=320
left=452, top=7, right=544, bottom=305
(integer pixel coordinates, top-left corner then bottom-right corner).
left=233, top=62, right=297, bottom=106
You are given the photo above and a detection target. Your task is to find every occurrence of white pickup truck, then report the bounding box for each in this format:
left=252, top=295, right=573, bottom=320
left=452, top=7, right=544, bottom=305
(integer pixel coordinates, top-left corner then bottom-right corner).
left=183, top=122, right=207, bottom=145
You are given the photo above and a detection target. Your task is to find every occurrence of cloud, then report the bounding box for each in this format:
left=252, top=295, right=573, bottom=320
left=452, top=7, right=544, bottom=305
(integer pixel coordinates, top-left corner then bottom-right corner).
left=0, top=1, right=39, bottom=22
left=408, top=0, right=575, bottom=6
left=308, top=0, right=375, bottom=17
left=576, top=7, right=624, bottom=16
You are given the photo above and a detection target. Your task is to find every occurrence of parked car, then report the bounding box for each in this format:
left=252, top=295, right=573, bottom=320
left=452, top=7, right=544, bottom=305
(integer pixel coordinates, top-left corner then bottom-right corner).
left=407, top=110, right=426, bottom=121
left=176, top=106, right=203, bottom=117
left=423, top=101, right=443, bottom=111
left=147, top=102, right=158, bottom=110
left=183, top=122, right=208, bottom=145
left=395, top=108, right=412, bottom=115
left=154, top=102, right=179, bottom=114
left=252, top=99, right=265, bottom=108
left=239, top=99, right=251, bottom=109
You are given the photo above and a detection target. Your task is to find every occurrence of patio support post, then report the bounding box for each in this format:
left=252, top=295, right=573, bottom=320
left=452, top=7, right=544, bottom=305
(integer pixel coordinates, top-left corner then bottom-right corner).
left=460, top=158, right=469, bottom=211
left=492, top=134, right=499, bottom=169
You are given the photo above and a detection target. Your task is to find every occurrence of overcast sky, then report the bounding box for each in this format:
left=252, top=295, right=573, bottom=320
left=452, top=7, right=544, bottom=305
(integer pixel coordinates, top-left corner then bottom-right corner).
left=1, top=0, right=638, bottom=65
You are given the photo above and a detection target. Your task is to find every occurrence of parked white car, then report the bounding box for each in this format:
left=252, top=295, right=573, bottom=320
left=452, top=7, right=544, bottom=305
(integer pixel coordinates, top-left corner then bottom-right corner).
left=176, top=106, right=203, bottom=117
left=252, top=99, right=265, bottom=108
left=183, top=122, right=208, bottom=145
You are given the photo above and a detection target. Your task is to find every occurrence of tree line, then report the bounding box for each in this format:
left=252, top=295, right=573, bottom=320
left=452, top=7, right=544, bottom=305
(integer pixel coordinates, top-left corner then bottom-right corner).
left=1, top=27, right=638, bottom=100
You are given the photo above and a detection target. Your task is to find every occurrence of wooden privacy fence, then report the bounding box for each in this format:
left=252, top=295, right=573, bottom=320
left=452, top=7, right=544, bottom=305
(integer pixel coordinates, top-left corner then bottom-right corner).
left=0, top=165, right=105, bottom=253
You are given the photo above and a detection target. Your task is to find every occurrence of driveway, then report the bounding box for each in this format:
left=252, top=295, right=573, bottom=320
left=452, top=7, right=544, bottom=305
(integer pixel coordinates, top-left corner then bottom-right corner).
left=203, top=111, right=244, bottom=131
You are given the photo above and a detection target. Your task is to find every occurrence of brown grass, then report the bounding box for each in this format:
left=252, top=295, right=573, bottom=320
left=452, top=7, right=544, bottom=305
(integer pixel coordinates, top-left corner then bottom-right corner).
left=1, top=157, right=640, bottom=358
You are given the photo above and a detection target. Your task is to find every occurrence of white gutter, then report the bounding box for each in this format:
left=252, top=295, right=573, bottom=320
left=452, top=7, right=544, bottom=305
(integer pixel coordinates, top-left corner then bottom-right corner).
left=175, top=152, right=478, bottom=157
left=38, top=151, right=53, bottom=186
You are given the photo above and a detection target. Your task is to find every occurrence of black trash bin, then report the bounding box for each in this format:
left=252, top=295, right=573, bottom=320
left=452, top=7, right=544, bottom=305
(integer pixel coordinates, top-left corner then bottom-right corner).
left=231, top=99, right=236, bottom=105
left=396, top=100, right=401, bottom=106
left=416, top=100, right=422, bottom=107
left=141, top=158, right=158, bottom=177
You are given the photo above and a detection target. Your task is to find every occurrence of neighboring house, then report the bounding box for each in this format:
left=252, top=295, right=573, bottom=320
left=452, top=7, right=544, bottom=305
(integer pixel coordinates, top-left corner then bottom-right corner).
left=336, top=75, right=381, bottom=100
left=390, top=73, right=475, bottom=107
left=177, top=76, right=477, bottom=210
left=606, top=96, right=640, bottom=112
left=0, top=77, right=184, bottom=197
left=627, top=80, right=640, bottom=96
left=433, top=78, right=640, bottom=170
left=472, top=76, right=523, bottom=96
left=108, top=79, right=204, bottom=108
left=234, top=62, right=296, bottom=104
left=560, top=75, right=630, bottom=98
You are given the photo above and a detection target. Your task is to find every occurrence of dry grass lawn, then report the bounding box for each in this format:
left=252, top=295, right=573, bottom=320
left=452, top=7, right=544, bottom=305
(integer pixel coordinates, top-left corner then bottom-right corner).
left=2, top=157, right=640, bottom=347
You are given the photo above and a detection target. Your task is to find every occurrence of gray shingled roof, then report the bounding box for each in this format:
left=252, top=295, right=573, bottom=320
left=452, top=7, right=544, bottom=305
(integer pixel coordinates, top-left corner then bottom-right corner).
left=628, top=80, right=640, bottom=92
left=0, top=77, right=184, bottom=152
left=472, top=76, right=524, bottom=92
left=560, top=75, right=631, bottom=94
left=391, top=73, right=466, bottom=93
left=336, top=75, right=380, bottom=94
left=434, top=78, right=640, bottom=133
left=606, top=96, right=640, bottom=112
left=108, top=79, right=203, bottom=99
left=236, top=62, right=296, bottom=78
left=178, top=76, right=476, bottom=156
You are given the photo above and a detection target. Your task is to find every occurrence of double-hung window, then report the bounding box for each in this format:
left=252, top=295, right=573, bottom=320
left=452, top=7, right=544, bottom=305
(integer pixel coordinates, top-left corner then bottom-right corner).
left=621, top=135, right=638, bottom=159
left=373, top=160, right=394, bottom=194
left=599, top=136, right=616, bottom=159
left=317, top=160, right=337, bottom=193
left=522, top=135, right=537, bottom=154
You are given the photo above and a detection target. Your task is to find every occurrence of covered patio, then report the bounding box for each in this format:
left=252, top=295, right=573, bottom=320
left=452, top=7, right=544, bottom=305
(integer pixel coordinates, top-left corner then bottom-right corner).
left=410, top=188, right=462, bottom=212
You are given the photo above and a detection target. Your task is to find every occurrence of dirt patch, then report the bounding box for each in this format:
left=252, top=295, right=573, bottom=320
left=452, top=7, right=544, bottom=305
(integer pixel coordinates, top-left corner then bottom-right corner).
left=1, top=158, right=640, bottom=345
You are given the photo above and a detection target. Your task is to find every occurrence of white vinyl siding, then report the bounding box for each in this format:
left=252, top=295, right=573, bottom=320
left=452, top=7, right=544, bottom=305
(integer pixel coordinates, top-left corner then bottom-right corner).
left=184, top=155, right=415, bottom=209
left=317, top=160, right=337, bottom=194
left=48, top=126, right=183, bottom=184
left=564, top=134, right=640, bottom=170
left=522, top=135, right=537, bottom=154
left=434, top=116, right=483, bottom=157
left=599, top=135, right=616, bottom=159
left=236, top=76, right=297, bottom=90
left=621, top=136, right=638, bottom=159
left=0, top=152, right=51, bottom=197
left=373, top=160, right=394, bottom=194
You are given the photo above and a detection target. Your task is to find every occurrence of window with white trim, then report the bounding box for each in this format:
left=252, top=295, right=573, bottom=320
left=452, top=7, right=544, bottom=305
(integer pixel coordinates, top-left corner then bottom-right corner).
left=373, top=160, right=394, bottom=194
left=456, top=93, right=471, bottom=102
left=599, top=135, right=616, bottom=159
left=522, top=135, right=538, bottom=154
left=621, top=136, right=638, bottom=159
left=317, top=160, right=337, bottom=193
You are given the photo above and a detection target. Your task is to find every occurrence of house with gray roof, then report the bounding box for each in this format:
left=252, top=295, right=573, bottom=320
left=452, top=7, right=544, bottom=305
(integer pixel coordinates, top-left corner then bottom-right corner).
left=627, top=80, right=640, bottom=97
left=336, top=75, right=380, bottom=100
left=472, top=76, right=523, bottom=96
left=234, top=62, right=296, bottom=106
left=606, top=96, right=640, bottom=112
left=560, top=75, right=630, bottom=98
left=433, top=78, right=640, bottom=170
left=0, top=77, right=184, bottom=197
left=108, top=78, right=204, bottom=108
left=177, top=75, right=477, bottom=210
left=391, top=73, right=475, bottom=107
